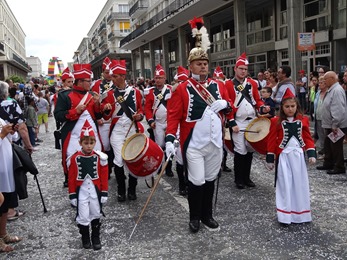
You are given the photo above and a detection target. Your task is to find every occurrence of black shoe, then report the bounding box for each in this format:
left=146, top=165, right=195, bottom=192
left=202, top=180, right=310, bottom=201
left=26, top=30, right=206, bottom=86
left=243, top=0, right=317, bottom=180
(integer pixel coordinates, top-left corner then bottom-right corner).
left=165, top=170, right=174, bottom=177
left=201, top=218, right=219, bottom=230
left=128, top=193, right=137, bottom=201
left=222, top=166, right=232, bottom=172
left=179, top=188, right=188, bottom=196
left=316, top=165, right=333, bottom=170
left=63, top=181, right=68, bottom=188
left=327, top=169, right=346, bottom=175
left=279, top=222, right=290, bottom=228
left=245, top=181, right=256, bottom=187
left=189, top=220, right=200, bottom=233
left=236, top=183, right=245, bottom=189
left=117, top=194, right=126, bottom=202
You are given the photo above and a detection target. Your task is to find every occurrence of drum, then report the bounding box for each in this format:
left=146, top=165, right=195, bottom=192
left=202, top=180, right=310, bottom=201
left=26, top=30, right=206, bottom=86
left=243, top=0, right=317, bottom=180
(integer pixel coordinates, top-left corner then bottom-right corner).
left=122, top=133, right=164, bottom=178
left=244, top=117, right=271, bottom=155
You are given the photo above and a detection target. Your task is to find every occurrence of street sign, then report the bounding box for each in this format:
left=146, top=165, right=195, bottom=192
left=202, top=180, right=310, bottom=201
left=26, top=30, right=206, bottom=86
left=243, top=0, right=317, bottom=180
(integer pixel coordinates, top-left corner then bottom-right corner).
left=297, top=32, right=316, bottom=51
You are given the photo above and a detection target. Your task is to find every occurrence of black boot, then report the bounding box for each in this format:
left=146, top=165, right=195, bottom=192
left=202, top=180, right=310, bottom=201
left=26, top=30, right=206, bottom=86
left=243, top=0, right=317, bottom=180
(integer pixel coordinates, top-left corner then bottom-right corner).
left=222, top=149, right=231, bottom=172
left=114, top=165, right=126, bottom=202
left=176, top=163, right=187, bottom=196
left=201, top=180, right=219, bottom=230
left=188, top=181, right=203, bottom=233
left=165, top=156, right=174, bottom=177
left=128, top=174, right=138, bottom=200
left=78, top=224, right=91, bottom=249
left=244, top=152, right=255, bottom=187
left=234, top=152, right=245, bottom=189
left=63, top=173, right=68, bottom=188
left=91, top=219, right=101, bottom=250
left=106, top=149, right=114, bottom=179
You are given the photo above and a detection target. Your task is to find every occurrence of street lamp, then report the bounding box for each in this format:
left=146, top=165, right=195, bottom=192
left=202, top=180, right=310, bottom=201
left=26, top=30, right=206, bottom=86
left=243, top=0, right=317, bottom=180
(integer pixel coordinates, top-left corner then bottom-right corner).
left=74, top=50, right=80, bottom=64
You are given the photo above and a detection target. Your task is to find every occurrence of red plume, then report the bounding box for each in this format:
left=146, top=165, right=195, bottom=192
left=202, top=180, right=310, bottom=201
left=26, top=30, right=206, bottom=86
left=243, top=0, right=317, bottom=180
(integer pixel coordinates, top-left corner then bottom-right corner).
left=189, top=16, right=204, bottom=29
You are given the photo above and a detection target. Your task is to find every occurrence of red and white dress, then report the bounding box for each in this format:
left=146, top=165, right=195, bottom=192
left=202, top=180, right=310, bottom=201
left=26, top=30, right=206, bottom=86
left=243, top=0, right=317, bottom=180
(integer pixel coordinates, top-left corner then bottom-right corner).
left=266, top=115, right=316, bottom=224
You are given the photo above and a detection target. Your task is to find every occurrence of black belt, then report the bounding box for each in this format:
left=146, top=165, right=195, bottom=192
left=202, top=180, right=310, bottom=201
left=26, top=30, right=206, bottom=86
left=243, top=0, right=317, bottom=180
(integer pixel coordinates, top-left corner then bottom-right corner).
left=245, top=117, right=253, bottom=120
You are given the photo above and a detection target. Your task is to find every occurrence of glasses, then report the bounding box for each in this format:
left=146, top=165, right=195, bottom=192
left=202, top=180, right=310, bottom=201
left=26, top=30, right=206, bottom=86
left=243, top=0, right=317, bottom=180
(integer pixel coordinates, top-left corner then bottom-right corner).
left=318, top=71, right=325, bottom=74
left=82, top=80, right=91, bottom=83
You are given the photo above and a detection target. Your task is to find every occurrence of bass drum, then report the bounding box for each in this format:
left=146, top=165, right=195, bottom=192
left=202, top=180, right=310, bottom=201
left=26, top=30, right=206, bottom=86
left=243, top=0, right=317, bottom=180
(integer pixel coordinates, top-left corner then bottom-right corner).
left=244, top=117, right=271, bottom=155
left=122, top=133, right=164, bottom=178
left=223, top=127, right=234, bottom=154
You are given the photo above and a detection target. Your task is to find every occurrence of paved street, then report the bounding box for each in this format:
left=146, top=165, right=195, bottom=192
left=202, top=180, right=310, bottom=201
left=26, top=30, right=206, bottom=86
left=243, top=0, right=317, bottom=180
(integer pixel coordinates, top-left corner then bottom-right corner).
left=3, top=116, right=347, bottom=259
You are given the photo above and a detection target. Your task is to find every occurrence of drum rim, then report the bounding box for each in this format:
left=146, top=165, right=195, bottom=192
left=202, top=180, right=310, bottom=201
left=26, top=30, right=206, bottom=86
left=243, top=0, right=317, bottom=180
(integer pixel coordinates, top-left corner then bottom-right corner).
left=121, top=133, right=148, bottom=162
left=244, top=117, right=271, bottom=142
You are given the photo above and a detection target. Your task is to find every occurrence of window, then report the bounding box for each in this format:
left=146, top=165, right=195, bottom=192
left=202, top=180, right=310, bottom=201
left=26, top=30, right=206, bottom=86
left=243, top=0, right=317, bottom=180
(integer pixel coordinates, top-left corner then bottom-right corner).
left=279, top=0, right=288, bottom=40
left=247, top=54, right=266, bottom=76
left=246, top=6, right=274, bottom=45
left=210, top=21, right=236, bottom=53
left=119, top=4, right=129, bottom=13
left=168, top=39, right=177, bottom=63
left=337, top=0, right=346, bottom=28
left=303, top=0, right=328, bottom=32
left=119, top=22, right=130, bottom=33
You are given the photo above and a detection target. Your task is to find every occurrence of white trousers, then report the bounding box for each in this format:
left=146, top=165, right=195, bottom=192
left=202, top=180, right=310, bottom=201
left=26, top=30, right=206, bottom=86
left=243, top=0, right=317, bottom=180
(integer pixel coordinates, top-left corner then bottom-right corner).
left=186, top=142, right=222, bottom=186
left=98, top=122, right=111, bottom=151
left=154, top=122, right=166, bottom=148
left=276, top=149, right=312, bottom=224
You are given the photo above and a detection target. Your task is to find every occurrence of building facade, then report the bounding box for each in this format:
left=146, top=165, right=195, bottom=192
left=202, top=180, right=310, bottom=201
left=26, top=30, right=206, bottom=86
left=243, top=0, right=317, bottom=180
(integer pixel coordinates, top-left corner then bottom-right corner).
left=74, top=0, right=132, bottom=79
left=0, top=0, right=31, bottom=80
left=120, top=0, right=347, bottom=82
left=27, top=56, right=42, bottom=78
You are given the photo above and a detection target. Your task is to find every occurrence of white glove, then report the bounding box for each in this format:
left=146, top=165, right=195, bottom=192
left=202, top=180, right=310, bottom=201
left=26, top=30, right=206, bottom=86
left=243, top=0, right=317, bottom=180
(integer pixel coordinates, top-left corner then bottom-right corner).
left=165, top=142, right=176, bottom=158
left=265, top=163, right=275, bottom=171
left=309, top=157, right=316, bottom=165
left=210, top=100, right=228, bottom=113
left=101, top=196, right=108, bottom=204
left=70, top=199, right=77, bottom=207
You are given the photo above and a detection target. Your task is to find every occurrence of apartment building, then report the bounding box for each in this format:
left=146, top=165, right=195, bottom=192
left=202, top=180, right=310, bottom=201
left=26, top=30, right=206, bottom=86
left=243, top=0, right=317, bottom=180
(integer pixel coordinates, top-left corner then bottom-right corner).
left=74, top=0, right=132, bottom=79
left=120, top=0, right=347, bottom=82
left=27, top=56, right=42, bottom=78
left=0, top=0, right=31, bottom=80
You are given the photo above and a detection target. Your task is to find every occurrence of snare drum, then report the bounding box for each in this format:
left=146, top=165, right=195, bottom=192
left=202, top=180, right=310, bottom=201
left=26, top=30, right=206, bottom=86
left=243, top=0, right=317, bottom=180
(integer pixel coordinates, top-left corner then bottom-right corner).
left=244, top=117, right=271, bottom=155
left=122, top=133, right=164, bottom=178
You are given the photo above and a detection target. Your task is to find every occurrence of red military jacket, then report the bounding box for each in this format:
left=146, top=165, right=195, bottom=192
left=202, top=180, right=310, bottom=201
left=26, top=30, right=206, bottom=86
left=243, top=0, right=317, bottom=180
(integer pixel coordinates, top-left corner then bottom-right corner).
left=166, top=78, right=233, bottom=149
left=144, top=84, right=172, bottom=125
left=68, top=150, right=108, bottom=200
left=266, top=115, right=316, bottom=163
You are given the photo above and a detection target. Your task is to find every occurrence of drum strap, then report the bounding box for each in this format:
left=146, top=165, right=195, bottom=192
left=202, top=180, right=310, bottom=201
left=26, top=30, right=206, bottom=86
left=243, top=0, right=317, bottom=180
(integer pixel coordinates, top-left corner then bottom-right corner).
left=233, top=78, right=254, bottom=107
left=114, top=87, right=134, bottom=121
left=187, top=78, right=216, bottom=106
left=153, top=85, right=168, bottom=117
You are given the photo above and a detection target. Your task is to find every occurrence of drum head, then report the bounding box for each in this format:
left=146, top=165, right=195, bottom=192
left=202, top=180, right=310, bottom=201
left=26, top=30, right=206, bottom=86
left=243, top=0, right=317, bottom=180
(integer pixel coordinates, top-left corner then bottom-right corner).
left=245, top=117, right=271, bottom=142
left=122, top=133, right=147, bottom=161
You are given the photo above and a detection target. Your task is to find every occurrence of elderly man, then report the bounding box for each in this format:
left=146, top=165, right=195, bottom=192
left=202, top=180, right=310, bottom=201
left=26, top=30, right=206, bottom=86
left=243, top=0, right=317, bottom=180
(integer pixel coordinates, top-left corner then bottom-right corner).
left=316, top=71, right=347, bottom=174
left=166, top=17, right=233, bottom=233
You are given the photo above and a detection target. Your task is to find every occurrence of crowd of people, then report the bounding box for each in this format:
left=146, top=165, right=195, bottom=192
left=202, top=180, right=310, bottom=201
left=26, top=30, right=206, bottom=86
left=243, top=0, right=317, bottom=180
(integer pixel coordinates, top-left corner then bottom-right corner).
left=1, top=15, right=347, bottom=253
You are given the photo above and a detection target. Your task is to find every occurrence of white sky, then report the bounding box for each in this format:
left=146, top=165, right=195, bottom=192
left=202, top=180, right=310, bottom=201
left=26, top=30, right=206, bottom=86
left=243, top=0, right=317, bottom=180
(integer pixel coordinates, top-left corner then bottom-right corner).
left=7, top=0, right=107, bottom=74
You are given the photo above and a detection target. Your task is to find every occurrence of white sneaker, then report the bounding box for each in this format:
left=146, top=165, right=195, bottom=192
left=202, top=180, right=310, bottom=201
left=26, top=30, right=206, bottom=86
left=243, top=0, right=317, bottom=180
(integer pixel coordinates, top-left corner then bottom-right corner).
left=32, top=147, right=39, bottom=151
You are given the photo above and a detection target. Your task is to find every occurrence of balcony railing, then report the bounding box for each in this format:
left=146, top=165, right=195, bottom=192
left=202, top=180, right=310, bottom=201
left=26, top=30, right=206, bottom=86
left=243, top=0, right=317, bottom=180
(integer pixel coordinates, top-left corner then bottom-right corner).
left=121, top=0, right=193, bottom=47
left=98, top=23, right=106, bottom=33
left=107, top=12, right=129, bottom=23
left=129, top=0, right=148, bottom=17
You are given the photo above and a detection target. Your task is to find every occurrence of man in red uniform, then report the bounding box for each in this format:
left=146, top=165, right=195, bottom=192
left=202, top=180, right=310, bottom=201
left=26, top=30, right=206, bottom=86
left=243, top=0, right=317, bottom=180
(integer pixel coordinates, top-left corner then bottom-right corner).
left=225, top=53, right=269, bottom=189
left=54, top=64, right=103, bottom=187
left=144, top=64, right=173, bottom=176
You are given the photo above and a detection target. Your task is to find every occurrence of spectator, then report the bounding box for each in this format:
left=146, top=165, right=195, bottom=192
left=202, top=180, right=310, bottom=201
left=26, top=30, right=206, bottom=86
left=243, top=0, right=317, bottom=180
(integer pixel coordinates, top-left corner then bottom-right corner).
left=36, top=92, right=50, bottom=133
left=259, top=87, right=276, bottom=118
left=257, top=71, right=267, bottom=89
left=273, top=65, right=296, bottom=110
left=308, top=76, right=318, bottom=121
left=316, top=71, right=347, bottom=174
left=24, top=96, right=38, bottom=148
left=296, top=70, right=308, bottom=113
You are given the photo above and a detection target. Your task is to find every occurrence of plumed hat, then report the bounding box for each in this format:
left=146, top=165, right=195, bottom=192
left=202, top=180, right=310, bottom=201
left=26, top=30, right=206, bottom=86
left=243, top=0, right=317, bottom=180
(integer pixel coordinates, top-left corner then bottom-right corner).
left=187, top=17, right=210, bottom=64
left=73, top=64, right=93, bottom=79
left=213, top=66, right=225, bottom=79
left=174, top=66, right=189, bottom=81
left=102, top=57, right=112, bottom=71
left=235, top=52, right=249, bottom=67
left=80, top=120, right=95, bottom=139
left=61, top=67, right=74, bottom=81
left=154, top=64, right=165, bottom=76
left=110, top=60, right=126, bottom=75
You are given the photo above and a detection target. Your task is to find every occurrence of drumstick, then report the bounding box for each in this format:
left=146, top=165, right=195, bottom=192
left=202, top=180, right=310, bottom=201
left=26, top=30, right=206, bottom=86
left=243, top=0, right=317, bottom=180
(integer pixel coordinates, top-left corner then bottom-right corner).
left=240, top=129, right=259, bottom=134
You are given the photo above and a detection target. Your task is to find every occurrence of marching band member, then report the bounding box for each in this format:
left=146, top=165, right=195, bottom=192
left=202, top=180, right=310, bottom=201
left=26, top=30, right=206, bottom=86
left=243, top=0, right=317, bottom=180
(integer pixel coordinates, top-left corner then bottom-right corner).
left=144, top=64, right=173, bottom=177
left=67, top=120, right=108, bottom=250
left=165, top=17, right=233, bottom=233
left=54, top=64, right=103, bottom=186
left=101, top=60, right=144, bottom=202
left=225, top=53, right=269, bottom=189
left=266, top=88, right=316, bottom=226
left=91, top=57, right=115, bottom=177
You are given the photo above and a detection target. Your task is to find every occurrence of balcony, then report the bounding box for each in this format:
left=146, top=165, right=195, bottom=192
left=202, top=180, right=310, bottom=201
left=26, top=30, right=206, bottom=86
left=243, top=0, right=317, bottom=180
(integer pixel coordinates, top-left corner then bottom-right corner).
left=121, top=0, right=193, bottom=48
left=99, top=40, right=107, bottom=49
left=129, top=0, right=148, bottom=18
left=108, top=30, right=130, bottom=40
left=107, top=12, right=129, bottom=23
left=98, top=23, right=106, bottom=33
left=0, top=42, right=4, bottom=56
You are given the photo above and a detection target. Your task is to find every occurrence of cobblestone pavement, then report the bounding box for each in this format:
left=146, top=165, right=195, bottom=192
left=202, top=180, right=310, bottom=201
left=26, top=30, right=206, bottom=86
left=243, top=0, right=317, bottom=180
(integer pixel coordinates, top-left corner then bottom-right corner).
left=3, top=117, right=347, bottom=259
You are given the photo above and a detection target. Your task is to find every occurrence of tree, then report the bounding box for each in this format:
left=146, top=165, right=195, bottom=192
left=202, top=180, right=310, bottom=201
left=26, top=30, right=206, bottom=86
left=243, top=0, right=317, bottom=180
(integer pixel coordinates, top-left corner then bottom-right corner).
left=7, top=75, right=25, bottom=84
